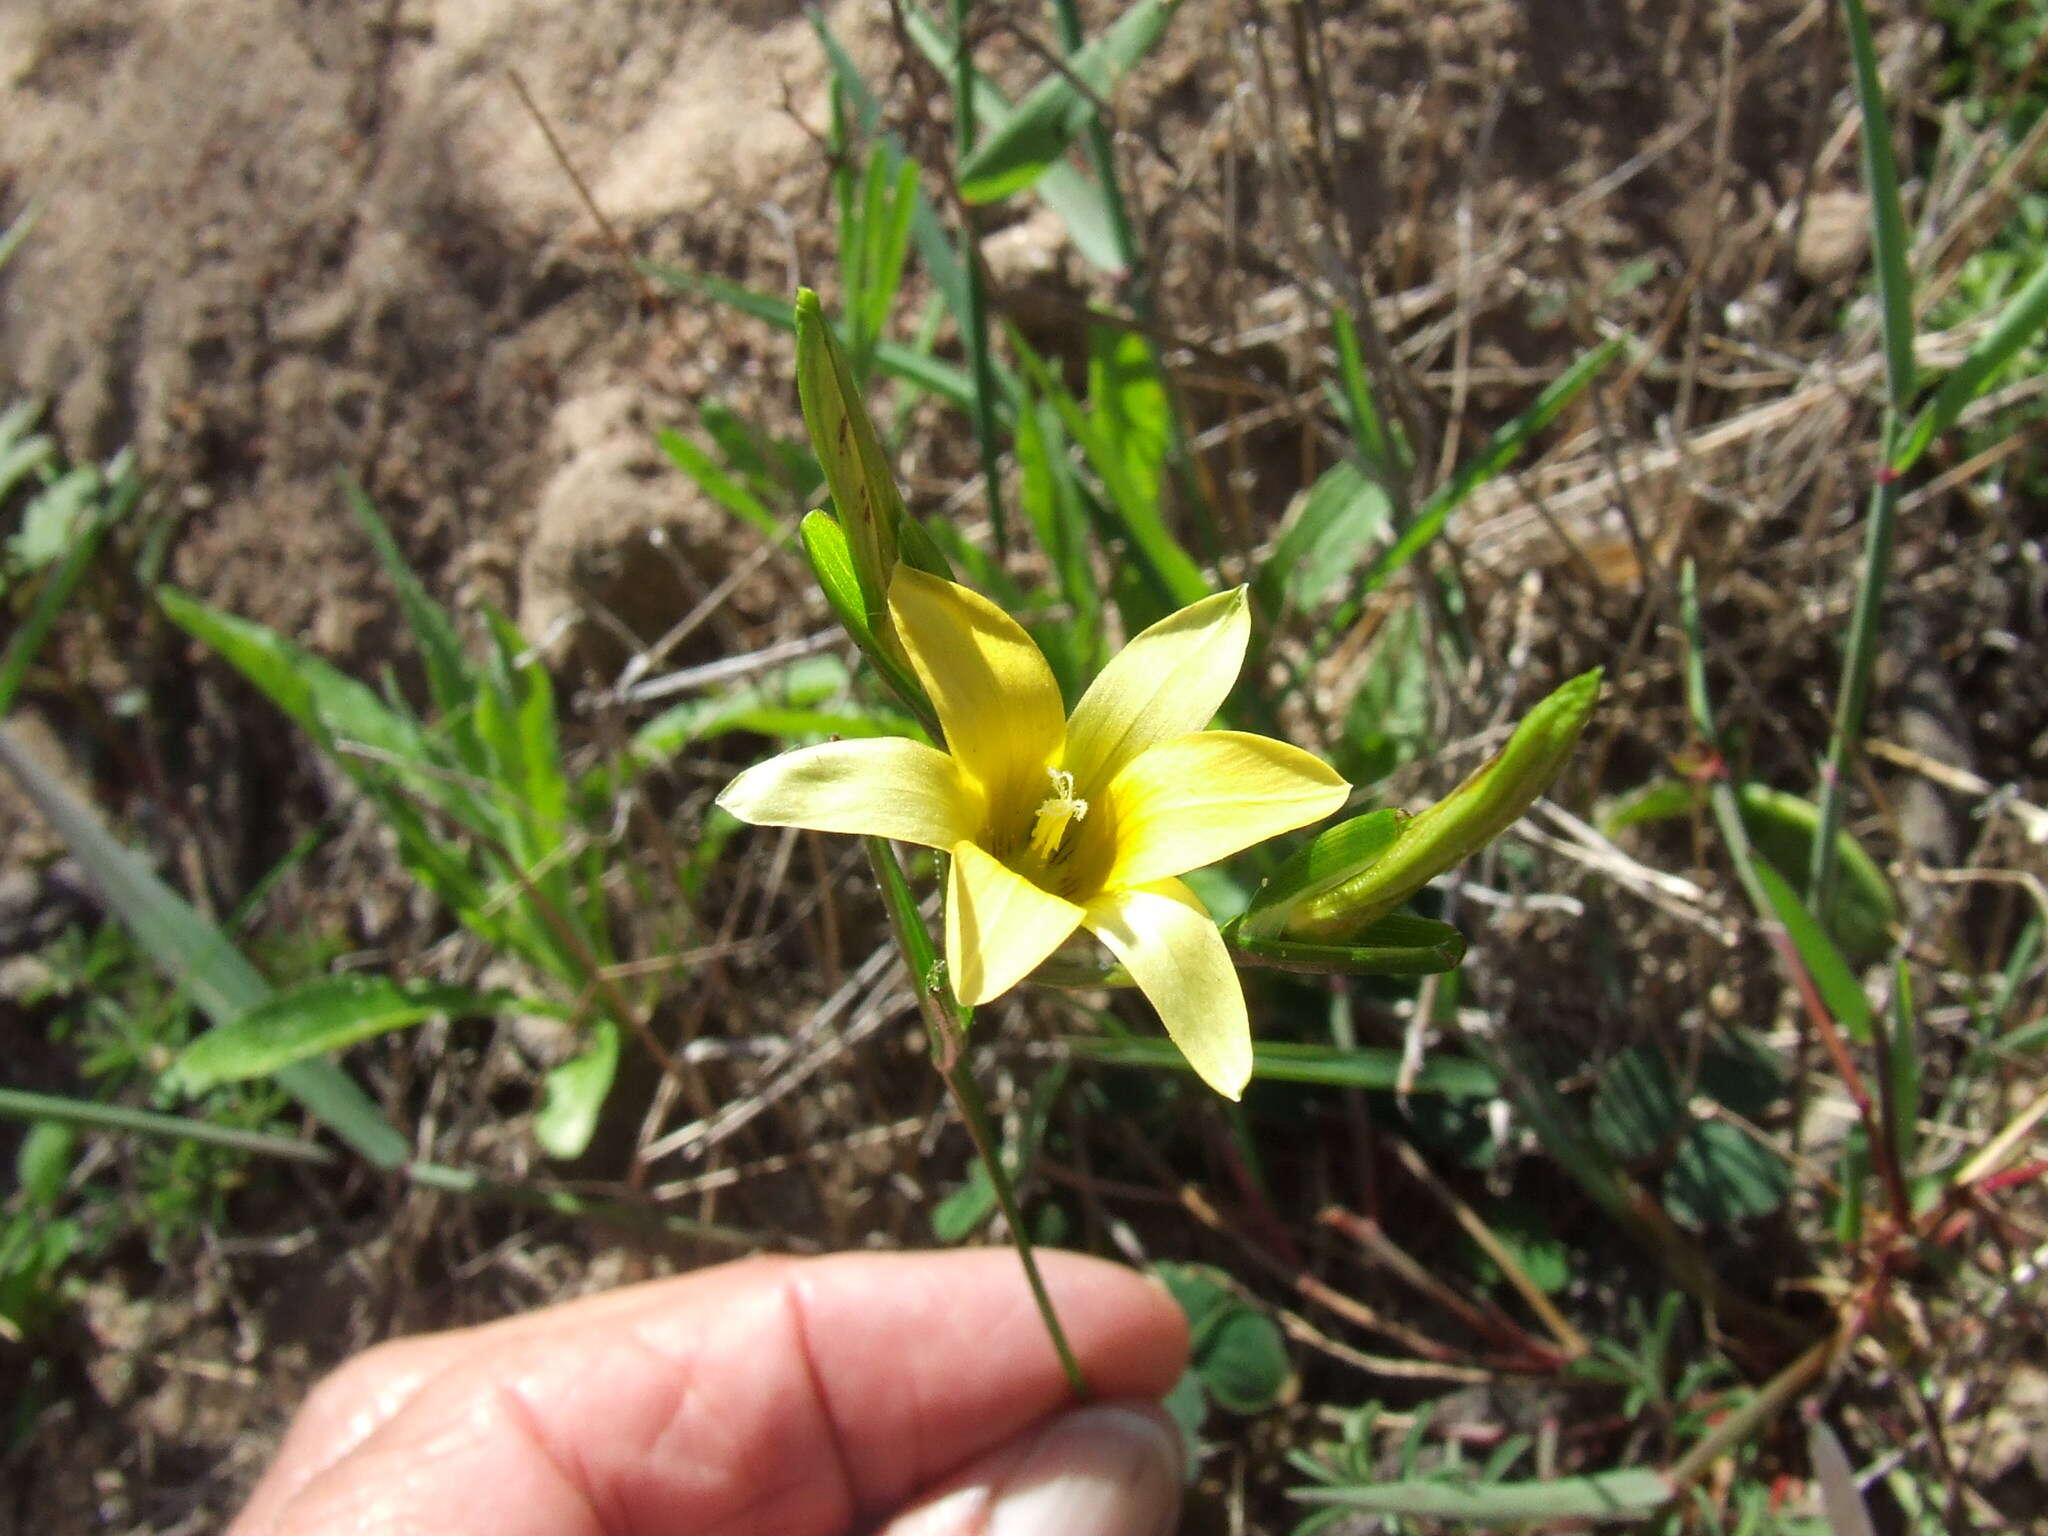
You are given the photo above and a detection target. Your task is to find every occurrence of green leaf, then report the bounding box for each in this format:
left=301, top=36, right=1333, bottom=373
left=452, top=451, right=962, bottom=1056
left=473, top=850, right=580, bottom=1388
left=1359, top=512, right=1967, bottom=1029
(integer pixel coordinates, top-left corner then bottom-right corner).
left=1295, top=1467, right=1673, bottom=1522
left=534, top=1021, right=620, bottom=1160
left=1589, top=1046, right=1684, bottom=1163
left=15, top=1123, right=76, bottom=1208
left=898, top=6, right=1126, bottom=269
left=343, top=479, right=474, bottom=723
left=0, top=727, right=408, bottom=1167
left=1196, top=1305, right=1294, bottom=1415
left=1895, top=250, right=2048, bottom=472
left=1228, top=911, right=1467, bottom=978
left=9, top=466, right=99, bottom=569
left=956, top=0, right=1184, bottom=204
left=931, top=1160, right=998, bottom=1242
left=1256, top=460, right=1394, bottom=618
left=1463, top=1198, right=1569, bottom=1295
left=1160, top=1368, right=1208, bottom=1472
left=1840, top=0, right=1915, bottom=412
left=169, top=975, right=522, bottom=1093
left=1736, top=785, right=1895, bottom=962
left=799, top=510, right=933, bottom=725
left=1750, top=860, right=1876, bottom=1043
left=795, top=288, right=905, bottom=627
left=656, top=428, right=783, bottom=541
left=1066, top=1036, right=1499, bottom=1098
left=1338, top=607, right=1432, bottom=786
left=1663, top=1119, right=1790, bottom=1228
left=1282, top=670, right=1601, bottom=941
left=0, top=494, right=116, bottom=719
left=1352, top=337, right=1622, bottom=604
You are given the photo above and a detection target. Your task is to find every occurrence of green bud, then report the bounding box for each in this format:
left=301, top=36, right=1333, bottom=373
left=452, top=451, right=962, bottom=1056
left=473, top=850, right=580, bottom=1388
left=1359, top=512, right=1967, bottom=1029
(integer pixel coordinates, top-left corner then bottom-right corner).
left=1268, top=669, right=1601, bottom=942
left=794, top=289, right=904, bottom=637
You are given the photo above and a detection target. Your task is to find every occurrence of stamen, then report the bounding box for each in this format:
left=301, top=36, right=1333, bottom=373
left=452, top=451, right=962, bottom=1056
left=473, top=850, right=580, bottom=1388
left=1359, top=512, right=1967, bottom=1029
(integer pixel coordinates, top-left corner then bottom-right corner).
left=1028, top=767, right=1088, bottom=861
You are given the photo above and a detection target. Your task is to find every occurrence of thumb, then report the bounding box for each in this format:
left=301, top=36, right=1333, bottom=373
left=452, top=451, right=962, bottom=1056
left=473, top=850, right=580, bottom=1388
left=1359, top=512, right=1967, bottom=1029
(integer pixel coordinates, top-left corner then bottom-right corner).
left=878, top=1402, right=1183, bottom=1536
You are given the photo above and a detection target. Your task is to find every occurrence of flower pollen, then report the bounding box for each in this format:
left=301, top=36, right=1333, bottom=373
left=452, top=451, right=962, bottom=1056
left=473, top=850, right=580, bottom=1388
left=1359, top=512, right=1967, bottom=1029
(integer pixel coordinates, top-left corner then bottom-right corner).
left=1027, top=767, right=1088, bottom=862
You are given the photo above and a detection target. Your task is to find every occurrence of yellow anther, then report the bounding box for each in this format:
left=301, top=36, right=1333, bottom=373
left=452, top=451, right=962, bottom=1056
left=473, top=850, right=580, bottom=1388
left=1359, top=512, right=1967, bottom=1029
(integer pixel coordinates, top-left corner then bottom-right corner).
left=1028, top=768, right=1088, bottom=861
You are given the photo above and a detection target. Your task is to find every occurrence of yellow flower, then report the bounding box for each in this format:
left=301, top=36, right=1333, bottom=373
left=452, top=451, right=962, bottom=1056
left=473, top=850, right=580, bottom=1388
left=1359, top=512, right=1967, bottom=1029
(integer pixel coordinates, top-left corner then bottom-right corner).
left=717, top=568, right=1350, bottom=1097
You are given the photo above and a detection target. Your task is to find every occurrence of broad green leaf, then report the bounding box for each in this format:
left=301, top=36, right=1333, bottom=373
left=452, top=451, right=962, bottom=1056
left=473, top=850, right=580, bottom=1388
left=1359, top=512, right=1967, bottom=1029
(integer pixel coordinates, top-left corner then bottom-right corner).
left=534, top=1020, right=620, bottom=1160
left=1663, top=1118, right=1790, bottom=1228
left=9, top=466, right=99, bottom=569
left=1736, top=785, right=1895, bottom=962
left=931, top=1160, right=998, bottom=1242
left=1750, top=860, right=1876, bottom=1043
left=1066, top=1036, right=1499, bottom=1098
left=1589, top=1046, right=1683, bottom=1163
left=1255, top=460, right=1393, bottom=618
left=1295, top=1468, right=1673, bottom=1522
left=171, top=975, right=523, bottom=1093
left=0, top=727, right=408, bottom=1167
left=957, top=0, right=1184, bottom=204
left=16, top=1123, right=75, bottom=1208
left=1283, top=670, right=1601, bottom=940
left=1895, top=251, right=2048, bottom=472
left=1195, top=1305, right=1293, bottom=1415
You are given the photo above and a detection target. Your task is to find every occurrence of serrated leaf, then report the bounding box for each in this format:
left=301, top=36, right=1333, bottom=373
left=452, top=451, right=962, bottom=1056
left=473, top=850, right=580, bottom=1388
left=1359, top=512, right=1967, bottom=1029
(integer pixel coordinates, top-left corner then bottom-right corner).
left=170, top=975, right=522, bottom=1093
left=1663, top=1119, right=1790, bottom=1228
left=534, top=1021, right=619, bottom=1159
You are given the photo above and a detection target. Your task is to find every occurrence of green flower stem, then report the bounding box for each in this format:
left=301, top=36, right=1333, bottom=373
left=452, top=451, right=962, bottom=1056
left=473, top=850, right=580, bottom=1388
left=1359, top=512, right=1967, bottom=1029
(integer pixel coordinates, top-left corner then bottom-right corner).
left=863, top=836, right=1090, bottom=1399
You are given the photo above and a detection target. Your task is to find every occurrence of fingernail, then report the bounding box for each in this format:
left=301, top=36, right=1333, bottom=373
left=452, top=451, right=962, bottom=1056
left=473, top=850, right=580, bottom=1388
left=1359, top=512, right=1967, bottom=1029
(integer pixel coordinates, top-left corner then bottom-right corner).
left=986, top=1405, right=1182, bottom=1536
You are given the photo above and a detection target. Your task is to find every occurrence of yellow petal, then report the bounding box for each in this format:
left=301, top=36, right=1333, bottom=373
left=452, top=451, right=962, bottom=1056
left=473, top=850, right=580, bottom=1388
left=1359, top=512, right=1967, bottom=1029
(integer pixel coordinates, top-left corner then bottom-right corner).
left=1062, top=587, right=1250, bottom=793
left=946, top=841, right=1084, bottom=1005
left=717, top=739, right=979, bottom=848
left=889, top=567, right=1066, bottom=822
left=1104, top=731, right=1350, bottom=888
left=1084, top=880, right=1250, bottom=1098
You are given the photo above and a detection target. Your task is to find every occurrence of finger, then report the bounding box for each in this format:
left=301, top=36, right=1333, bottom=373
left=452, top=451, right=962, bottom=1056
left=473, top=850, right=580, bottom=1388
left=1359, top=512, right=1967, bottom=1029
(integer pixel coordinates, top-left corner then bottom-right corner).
left=876, top=1403, right=1183, bottom=1536
left=233, top=1258, right=800, bottom=1532
left=237, top=1248, right=1188, bottom=1536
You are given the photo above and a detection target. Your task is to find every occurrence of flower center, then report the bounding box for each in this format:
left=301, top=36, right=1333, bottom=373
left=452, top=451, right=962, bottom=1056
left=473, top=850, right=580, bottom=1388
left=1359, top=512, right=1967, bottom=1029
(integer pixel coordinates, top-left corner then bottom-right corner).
left=1027, top=767, right=1089, bottom=862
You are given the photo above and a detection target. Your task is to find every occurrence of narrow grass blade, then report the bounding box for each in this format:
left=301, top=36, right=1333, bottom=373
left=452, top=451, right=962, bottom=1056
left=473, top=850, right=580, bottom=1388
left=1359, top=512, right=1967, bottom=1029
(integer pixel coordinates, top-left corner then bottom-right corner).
left=1894, top=252, right=2048, bottom=473
left=0, top=727, right=408, bottom=1167
left=342, top=477, right=471, bottom=721
left=171, top=976, right=527, bottom=1093
left=1064, top=1036, right=1499, bottom=1098
left=655, top=429, right=783, bottom=541
left=1294, top=1468, right=1672, bottom=1521
left=1366, top=336, right=1622, bottom=595
left=956, top=0, right=1183, bottom=204
left=0, top=503, right=113, bottom=718
left=1841, top=0, right=1916, bottom=411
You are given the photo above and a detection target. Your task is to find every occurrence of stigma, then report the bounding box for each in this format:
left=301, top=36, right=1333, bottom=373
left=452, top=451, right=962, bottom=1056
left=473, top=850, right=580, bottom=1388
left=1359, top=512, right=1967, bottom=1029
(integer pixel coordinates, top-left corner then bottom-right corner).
left=1028, top=768, right=1089, bottom=861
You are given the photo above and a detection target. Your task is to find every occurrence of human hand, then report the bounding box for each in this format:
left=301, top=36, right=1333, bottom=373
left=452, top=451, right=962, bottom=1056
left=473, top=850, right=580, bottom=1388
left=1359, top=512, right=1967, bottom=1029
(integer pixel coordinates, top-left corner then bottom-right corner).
left=229, top=1248, right=1189, bottom=1536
